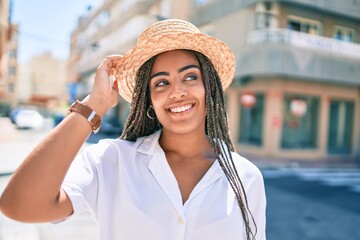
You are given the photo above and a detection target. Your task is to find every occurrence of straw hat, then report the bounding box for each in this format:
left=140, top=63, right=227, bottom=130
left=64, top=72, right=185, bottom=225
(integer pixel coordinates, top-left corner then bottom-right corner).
left=112, top=19, right=235, bottom=103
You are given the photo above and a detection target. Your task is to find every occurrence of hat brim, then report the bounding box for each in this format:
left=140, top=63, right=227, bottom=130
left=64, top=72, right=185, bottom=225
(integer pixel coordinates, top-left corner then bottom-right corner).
left=114, top=32, right=235, bottom=102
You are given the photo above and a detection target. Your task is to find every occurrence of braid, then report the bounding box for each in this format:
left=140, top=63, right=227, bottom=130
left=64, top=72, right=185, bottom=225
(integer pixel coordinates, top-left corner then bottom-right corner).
left=192, top=51, right=257, bottom=240
left=120, top=50, right=257, bottom=239
left=120, top=56, right=161, bottom=140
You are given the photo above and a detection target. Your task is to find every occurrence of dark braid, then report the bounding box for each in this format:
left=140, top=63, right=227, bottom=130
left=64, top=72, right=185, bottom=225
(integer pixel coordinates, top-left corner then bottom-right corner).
left=120, top=50, right=257, bottom=239
left=120, top=56, right=161, bottom=140
left=192, top=51, right=257, bottom=240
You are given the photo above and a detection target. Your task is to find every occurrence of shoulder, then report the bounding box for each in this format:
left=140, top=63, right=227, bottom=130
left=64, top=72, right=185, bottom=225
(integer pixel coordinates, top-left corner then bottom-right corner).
left=80, top=135, right=149, bottom=163
left=83, top=138, right=134, bottom=155
left=230, top=152, right=264, bottom=185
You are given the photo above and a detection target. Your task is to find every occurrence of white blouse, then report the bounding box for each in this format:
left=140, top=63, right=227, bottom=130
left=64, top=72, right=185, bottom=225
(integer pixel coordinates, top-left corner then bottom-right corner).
left=61, top=131, right=266, bottom=240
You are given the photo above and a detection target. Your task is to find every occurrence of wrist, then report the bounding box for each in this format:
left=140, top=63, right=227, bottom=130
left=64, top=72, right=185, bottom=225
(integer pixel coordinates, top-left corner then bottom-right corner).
left=81, top=93, right=111, bottom=117
left=68, top=100, right=102, bottom=134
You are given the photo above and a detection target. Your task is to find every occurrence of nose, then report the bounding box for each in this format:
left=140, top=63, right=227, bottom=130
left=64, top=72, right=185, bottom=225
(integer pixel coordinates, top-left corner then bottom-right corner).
left=169, top=85, right=187, bottom=99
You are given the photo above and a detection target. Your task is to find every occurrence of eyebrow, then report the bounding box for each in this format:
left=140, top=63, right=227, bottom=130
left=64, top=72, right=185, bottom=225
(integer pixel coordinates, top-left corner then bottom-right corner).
left=149, top=64, right=200, bottom=80
left=178, top=64, right=200, bottom=73
left=149, top=71, right=169, bottom=80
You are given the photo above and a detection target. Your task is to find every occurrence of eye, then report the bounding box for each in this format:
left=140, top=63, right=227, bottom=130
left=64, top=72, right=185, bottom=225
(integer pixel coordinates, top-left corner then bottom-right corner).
left=185, top=74, right=197, bottom=81
left=154, top=80, right=169, bottom=87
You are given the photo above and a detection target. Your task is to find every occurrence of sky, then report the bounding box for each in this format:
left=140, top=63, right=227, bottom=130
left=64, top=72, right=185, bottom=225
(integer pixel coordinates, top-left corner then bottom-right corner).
left=12, top=0, right=103, bottom=63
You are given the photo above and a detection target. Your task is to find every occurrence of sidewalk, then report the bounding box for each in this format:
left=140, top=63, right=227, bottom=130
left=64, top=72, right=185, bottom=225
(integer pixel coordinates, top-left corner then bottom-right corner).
left=0, top=117, right=95, bottom=175
left=0, top=118, right=47, bottom=174
left=0, top=117, right=98, bottom=240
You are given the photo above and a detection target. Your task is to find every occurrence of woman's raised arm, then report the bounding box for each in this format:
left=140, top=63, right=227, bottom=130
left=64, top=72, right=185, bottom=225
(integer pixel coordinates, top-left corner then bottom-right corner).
left=0, top=55, right=121, bottom=223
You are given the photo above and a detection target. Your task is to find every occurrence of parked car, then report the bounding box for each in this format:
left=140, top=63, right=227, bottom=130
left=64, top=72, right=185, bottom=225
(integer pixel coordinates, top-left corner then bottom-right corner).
left=14, top=110, right=44, bottom=129
left=9, top=107, right=25, bottom=124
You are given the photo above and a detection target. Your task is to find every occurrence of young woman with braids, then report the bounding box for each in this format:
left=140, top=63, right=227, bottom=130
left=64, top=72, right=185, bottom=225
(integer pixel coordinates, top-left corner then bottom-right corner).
left=0, top=19, right=266, bottom=240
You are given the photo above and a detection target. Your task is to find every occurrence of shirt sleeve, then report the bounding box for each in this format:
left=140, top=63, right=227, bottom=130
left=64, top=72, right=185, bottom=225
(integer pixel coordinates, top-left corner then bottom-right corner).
left=61, top=145, right=100, bottom=220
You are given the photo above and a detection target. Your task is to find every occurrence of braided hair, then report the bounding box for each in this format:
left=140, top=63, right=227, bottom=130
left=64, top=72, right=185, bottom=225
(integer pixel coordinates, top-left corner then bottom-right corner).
left=120, top=50, right=257, bottom=240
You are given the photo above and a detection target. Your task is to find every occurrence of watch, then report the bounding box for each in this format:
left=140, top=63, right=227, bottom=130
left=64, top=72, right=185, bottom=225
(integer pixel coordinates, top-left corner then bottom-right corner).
left=69, top=100, right=101, bottom=134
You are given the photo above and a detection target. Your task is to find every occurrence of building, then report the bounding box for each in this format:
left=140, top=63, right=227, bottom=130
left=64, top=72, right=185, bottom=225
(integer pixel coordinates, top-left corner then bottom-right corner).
left=0, top=0, right=18, bottom=116
left=16, top=52, right=68, bottom=109
left=68, top=0, right=187, bottom=129
left=70, top=0, right=360, bottom=163
left=188, top=0, right=360, bottom=162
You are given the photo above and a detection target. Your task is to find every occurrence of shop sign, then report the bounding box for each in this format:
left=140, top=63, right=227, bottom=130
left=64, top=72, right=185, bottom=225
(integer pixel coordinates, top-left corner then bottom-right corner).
left=240, top=93, right=256, bottom=108
left=290, top=99, right=307, bottom=117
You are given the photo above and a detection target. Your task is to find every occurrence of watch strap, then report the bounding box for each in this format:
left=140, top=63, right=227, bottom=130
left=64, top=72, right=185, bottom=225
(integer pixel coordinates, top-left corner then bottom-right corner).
left=69, top=100, right=101, bottom=133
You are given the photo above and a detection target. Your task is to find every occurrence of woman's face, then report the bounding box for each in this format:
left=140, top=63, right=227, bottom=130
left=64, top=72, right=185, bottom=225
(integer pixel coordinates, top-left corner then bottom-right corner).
left=149, top=50, right=206, bottom=135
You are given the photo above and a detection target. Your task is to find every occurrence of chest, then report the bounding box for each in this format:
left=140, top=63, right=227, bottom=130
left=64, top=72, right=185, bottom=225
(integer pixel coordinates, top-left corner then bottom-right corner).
left=166, top=158, right=214, bottom=204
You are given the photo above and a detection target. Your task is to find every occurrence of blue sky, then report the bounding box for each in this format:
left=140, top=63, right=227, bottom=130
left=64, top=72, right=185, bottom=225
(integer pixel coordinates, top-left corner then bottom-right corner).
left=13, top=0, right=103, bottom=63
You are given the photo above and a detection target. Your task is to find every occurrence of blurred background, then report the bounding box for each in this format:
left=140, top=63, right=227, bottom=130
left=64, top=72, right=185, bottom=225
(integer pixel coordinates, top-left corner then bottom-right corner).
left=0, top=0, right=359, bottom=239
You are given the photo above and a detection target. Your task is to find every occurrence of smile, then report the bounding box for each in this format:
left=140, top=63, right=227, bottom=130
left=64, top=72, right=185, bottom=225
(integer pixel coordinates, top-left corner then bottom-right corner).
left=169, top=104, right=193, bottom=113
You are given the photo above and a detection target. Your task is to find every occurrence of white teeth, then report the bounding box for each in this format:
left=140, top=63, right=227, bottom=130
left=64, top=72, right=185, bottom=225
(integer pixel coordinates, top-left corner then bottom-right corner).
left=170, top=104, right=192, bottom=113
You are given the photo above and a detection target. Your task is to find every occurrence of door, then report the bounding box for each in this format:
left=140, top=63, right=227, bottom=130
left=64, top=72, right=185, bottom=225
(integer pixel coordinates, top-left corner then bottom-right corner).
left=328, top=100, right=354, bottom=154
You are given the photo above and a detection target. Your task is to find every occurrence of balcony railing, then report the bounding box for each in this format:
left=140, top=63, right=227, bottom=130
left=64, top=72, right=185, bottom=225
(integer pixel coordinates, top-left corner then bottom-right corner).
left=247, top=29, right=360, bottom=59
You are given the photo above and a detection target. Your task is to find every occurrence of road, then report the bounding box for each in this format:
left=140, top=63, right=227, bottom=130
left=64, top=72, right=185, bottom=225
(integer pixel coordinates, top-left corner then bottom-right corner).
left=263, top=168, right=360, bottom=240
left=1, top=117, right=359, bottom=239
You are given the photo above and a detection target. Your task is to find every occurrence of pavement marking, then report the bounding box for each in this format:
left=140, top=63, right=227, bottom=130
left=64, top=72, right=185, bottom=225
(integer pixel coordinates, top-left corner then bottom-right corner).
left=262, top=168, right=360, bottom=193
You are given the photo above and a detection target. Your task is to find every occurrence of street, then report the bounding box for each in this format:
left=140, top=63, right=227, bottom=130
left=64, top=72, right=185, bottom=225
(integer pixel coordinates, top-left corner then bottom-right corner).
left=0, top=117, right=360, bottom=239
left=263, top=168, right=360, bottom=240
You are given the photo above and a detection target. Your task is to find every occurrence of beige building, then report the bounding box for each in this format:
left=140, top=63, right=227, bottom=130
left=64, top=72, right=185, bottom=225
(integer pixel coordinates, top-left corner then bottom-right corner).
left=1, top=1, right=67, bottom=114
left=17, top=52, right=68, bottom=109
left=70, top=0, right=360, bottom=163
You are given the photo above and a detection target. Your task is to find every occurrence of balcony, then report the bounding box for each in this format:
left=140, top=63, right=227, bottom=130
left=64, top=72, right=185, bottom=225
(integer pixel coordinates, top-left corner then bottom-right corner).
left=236, top=29, right=360, bottom=85
left=249, top=29, right=360, bottom=59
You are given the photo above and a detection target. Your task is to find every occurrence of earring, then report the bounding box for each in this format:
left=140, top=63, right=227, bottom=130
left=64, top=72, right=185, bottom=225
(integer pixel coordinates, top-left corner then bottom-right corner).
left=147, top=106, right=156, bottom=120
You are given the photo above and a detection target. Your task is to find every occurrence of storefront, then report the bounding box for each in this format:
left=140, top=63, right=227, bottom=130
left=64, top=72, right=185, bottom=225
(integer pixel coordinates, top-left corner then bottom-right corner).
left=227, top=78, right=359, bottom=161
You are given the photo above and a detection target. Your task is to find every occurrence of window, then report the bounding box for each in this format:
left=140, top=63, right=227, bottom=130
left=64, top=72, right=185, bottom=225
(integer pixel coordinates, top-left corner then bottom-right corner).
left=328, top=100, right=354, bottom=154
left=281, top=94, right=319, bottom=149
left=238, top=93, right=264, bottom=146
left=333, top=25, right=357, bottom=43
left=287, top=16, right=322, bottom=35
left=7, top=83, right=14, bottom=93
left=96, top=10, right=110, bottom=28
left=9, top=49, right=16, bottom=58
left=255, top=2, right=279, bottom=29
left=8, top=67, right=16, bottom=76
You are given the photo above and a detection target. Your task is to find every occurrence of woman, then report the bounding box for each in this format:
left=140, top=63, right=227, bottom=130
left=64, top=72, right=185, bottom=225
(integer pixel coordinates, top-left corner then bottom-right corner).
left=0, top=19, right=266, bottom=240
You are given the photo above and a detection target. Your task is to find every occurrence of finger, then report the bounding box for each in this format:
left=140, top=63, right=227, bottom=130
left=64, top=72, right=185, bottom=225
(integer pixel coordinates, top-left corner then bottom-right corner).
left=106, top=55, right=123, bottom=68
left=97, top=55, right=121, bottom=72
left=109, top=75, right=115, bottom=91
left=112, top=79, right=119, bottom=93
left=111, top=80, right=119, bottom=107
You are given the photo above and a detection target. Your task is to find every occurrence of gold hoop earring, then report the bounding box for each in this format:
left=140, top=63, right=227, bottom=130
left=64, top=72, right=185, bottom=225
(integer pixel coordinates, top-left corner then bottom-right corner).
left=147, top=106, right=156, bottom=120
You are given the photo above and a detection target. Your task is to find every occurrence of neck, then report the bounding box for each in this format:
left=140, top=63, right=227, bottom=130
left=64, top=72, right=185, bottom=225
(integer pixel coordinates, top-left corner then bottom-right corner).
left=159, top=128, right=213, bottom=159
